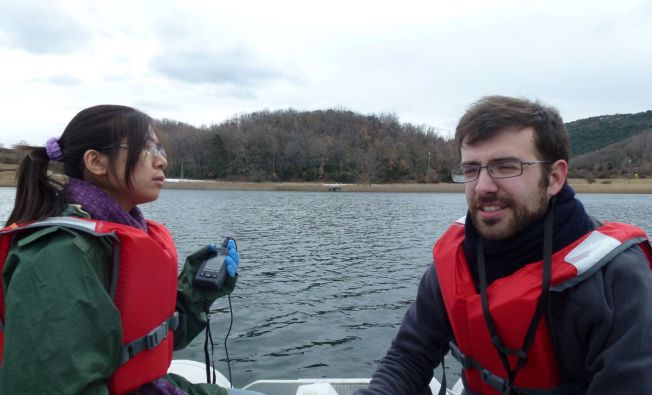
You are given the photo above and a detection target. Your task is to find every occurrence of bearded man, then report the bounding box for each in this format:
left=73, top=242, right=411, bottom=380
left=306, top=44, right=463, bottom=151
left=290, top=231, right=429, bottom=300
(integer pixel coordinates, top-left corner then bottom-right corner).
left=356, top=96, right=652, bottom=395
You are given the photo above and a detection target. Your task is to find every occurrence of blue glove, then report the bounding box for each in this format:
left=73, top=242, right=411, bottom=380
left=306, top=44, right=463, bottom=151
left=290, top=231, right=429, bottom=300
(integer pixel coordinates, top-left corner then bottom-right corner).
left=224, top=239, right=239, bottom=277
left=208, top=239, right=239, bottom=277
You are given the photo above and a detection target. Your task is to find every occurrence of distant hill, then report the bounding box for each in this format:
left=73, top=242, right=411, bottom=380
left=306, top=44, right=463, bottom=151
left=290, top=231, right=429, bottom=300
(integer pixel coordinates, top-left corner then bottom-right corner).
left=0, top=148, right=17, bottom=163
left=569, top=129, right=652, bottom=179
left=3, top=108, right=651, bottom=181
left=158, top=109, right=458, bottom=183
left=158, top=108, right=652, bottom=181
left=566, top=110, right=652, bottom=156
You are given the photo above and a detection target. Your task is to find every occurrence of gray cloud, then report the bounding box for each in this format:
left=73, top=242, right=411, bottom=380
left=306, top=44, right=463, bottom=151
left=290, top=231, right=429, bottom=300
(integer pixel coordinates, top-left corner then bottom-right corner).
left=150, top=47, right=285, bottom=87
left=0, top=2, right=92, bottom=54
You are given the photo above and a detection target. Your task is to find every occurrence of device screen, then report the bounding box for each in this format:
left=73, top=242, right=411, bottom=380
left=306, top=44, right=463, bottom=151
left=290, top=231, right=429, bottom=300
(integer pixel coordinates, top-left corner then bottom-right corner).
left=203, top=256, right=224, bottom=272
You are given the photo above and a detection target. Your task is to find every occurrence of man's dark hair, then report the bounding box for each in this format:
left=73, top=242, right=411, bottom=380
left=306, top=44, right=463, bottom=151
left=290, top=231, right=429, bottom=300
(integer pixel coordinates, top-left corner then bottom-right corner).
left=455, top=95, right=569, bottom=162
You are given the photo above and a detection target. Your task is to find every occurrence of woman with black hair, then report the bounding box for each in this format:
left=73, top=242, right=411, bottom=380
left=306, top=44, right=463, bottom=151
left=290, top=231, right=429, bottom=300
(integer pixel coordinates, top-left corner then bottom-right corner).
left=0, top=105, right=262, bottom=395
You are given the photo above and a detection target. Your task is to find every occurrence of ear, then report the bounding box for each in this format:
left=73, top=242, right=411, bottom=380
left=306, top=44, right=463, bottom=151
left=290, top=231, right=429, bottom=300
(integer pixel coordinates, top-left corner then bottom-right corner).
left=547, top=159, right=568, bottom=196
left=82, top=149, right=109, bottom=177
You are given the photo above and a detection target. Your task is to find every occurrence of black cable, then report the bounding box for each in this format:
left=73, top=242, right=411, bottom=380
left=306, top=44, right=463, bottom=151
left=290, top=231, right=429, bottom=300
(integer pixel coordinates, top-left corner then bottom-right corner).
left=224, top=293, right=234, bottom=388
left=207, top=317, right=216, bottom=384
left=203, top=293, right=234, bottom=388
left=204, top=303, right=212, bottom=383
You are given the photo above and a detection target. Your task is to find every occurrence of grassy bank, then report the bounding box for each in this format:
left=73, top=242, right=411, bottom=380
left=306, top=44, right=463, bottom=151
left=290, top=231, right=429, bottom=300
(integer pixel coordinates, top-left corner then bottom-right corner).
left=163, top=180, right=466, bottom=193
left=0, top=163, right=650, bottom=193
left=163, top=178, right=652, bottom=194
left=566, top=178, right=652, bottom=194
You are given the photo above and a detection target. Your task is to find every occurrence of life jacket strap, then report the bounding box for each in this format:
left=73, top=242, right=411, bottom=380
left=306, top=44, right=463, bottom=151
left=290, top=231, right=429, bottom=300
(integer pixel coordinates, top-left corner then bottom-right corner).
left=449, top=341, right=584, bottom=395
left=118, top=312, right=179, bottom=366
left=449, top=340, right=481, bottom=370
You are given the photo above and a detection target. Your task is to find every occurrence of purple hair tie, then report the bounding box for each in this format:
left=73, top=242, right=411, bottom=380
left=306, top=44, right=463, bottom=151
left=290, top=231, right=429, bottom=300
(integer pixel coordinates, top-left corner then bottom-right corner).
left=45, top=137, right=64, bottom=161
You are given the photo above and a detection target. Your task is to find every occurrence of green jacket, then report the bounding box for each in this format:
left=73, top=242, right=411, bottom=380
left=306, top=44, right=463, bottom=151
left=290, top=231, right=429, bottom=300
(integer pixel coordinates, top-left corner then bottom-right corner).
left=0, top=206, right=234, bottom=395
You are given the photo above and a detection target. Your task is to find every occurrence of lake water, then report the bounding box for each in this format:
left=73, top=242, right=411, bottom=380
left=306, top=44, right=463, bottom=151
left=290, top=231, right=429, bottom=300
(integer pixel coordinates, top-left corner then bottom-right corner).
left=0, top=187, right=650, bottom=387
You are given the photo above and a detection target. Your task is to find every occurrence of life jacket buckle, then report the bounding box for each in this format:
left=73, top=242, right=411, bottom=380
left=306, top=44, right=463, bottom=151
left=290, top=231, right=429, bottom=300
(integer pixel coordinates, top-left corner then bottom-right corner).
left=145, top=321, right=168, bottom=349
left=481, top=368, right=508, bottom=393
left=117, top=312, right=178, bottom=366
left=448, top=340, right=479, bottom=369
left=145, top=312, right=179, bottom=349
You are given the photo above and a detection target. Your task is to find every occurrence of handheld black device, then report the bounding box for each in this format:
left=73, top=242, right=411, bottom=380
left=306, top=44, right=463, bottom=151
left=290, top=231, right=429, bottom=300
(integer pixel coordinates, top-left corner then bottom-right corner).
left=193, top=236, right=236, bottom=291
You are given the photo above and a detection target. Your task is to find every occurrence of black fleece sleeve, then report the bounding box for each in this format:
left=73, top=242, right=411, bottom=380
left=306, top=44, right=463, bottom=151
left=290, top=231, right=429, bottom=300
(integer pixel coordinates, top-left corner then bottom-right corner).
left=355, top=264, right=454, bottom=395
left=551, top=244, right=652, bottom=394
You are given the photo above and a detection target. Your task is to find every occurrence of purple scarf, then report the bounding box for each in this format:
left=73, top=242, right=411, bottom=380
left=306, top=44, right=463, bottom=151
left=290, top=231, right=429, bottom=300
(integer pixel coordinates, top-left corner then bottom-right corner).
left=63, top=177, right=147, bottom=231
left=138, top=378, right=190, bottom=395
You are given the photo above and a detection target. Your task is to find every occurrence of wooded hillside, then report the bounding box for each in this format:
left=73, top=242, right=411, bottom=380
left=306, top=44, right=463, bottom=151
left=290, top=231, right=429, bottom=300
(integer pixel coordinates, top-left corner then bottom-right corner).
left=568, top=129, right=652, bottom=179
left=159, top=108, right=652, bottom=182
left=566, top=110, right=652, bottom=156
left=158, top=109, right=458, bottom=183
left=3, top=108, right=651, bottom=182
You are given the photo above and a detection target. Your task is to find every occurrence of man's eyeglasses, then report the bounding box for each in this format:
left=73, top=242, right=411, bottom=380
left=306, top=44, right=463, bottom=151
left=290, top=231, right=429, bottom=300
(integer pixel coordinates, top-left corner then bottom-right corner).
left=450, top=159, right=552, bottom=183
left=107, top=143, right=167, bottom=159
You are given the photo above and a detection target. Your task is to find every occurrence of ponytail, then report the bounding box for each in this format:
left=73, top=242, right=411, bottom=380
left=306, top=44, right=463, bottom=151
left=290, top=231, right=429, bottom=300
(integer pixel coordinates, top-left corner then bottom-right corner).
left=5, top=146, right=65, bottom=226
left=5, top=104, right=153, bottom=226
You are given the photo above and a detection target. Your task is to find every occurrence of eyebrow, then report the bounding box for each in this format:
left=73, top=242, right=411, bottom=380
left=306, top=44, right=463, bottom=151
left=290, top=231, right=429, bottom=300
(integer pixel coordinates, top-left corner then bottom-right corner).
left=460, top=156, right=521, bottom=166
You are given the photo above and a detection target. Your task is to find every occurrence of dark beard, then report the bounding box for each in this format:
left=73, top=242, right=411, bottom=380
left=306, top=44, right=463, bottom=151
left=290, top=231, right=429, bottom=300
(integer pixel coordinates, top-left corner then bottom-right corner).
left=463, top=184, right=595, bottom=286
left=471, top=188, right=549, bottom=240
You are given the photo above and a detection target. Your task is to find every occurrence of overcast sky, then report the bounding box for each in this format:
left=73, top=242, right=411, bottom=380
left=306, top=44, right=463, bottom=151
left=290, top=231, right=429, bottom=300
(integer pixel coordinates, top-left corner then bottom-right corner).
left=1, top=0, right=651, bottom=147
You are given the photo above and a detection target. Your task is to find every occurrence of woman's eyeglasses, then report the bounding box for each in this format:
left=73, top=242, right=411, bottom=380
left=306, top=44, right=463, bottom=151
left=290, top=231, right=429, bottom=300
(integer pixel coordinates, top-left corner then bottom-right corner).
left=105, top=143, right=167, bottom=159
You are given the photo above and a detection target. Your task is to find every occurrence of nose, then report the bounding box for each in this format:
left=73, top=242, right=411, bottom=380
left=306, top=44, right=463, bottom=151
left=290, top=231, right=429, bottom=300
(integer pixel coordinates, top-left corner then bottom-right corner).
left=473, top=166, right=498, bottom=195
left=153, top=154, right=168, bottom=170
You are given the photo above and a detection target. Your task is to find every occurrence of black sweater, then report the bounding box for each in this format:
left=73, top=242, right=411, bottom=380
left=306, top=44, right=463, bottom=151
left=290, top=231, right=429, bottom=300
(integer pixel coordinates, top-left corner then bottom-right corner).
left=355, top=242, right=652, bottom=394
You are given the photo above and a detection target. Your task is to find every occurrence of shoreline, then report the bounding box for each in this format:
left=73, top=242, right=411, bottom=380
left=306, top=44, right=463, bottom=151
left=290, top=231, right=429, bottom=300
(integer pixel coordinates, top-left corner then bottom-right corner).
left=1, top=168, right=650, bottom=193
left=160, top=178, right=652, bottom=194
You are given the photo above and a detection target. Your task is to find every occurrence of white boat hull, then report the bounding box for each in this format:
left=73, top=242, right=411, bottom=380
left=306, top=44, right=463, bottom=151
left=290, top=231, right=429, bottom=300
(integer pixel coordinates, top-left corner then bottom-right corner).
left=168, top=359, right=463, bottom=395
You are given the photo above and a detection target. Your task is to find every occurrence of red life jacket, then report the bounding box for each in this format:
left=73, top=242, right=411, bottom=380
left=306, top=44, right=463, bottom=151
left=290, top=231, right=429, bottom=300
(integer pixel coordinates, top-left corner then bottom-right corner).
left=433, top=218, right=652, bottom=395
left=0, top=217, right=179, bottom=395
